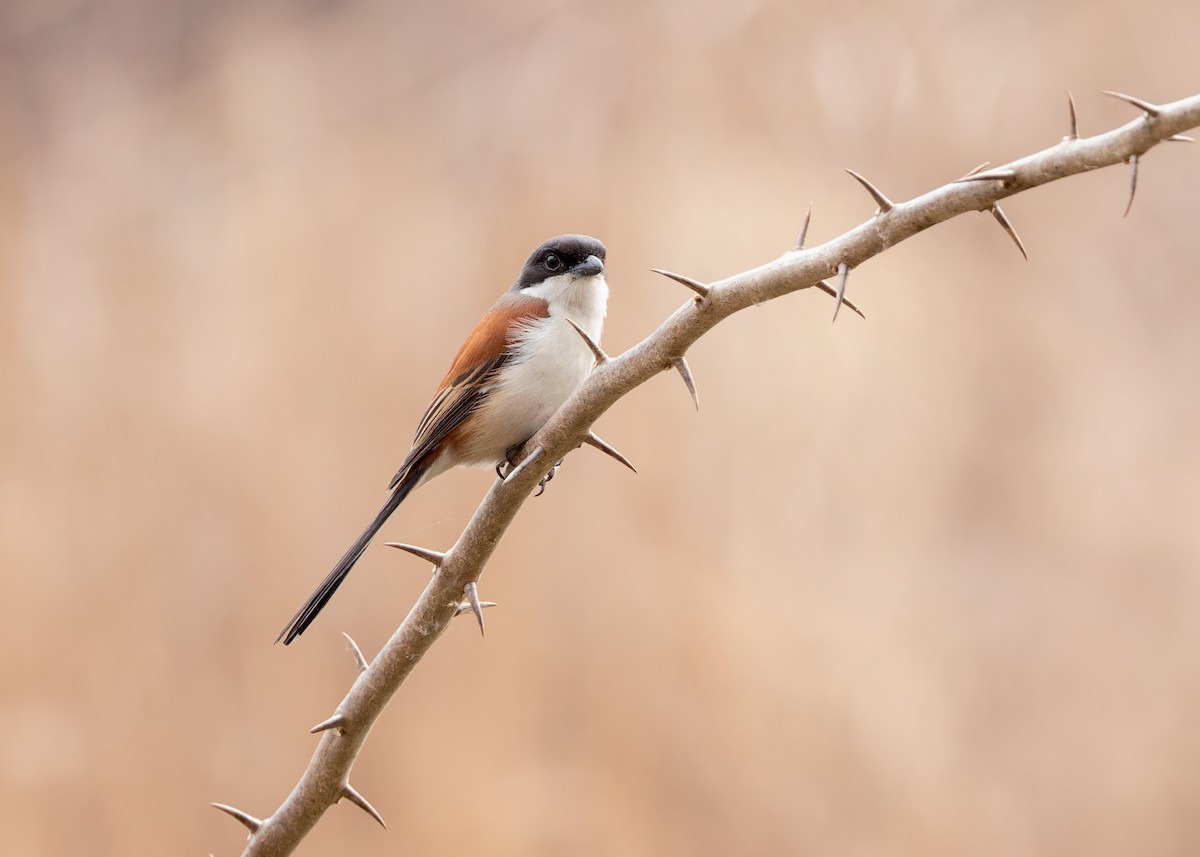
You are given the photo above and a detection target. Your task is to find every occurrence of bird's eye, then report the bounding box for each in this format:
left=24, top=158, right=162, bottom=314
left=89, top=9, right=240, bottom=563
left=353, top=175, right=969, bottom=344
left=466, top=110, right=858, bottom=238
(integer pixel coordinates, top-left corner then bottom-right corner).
left=544, top=253, right=563, bottom=272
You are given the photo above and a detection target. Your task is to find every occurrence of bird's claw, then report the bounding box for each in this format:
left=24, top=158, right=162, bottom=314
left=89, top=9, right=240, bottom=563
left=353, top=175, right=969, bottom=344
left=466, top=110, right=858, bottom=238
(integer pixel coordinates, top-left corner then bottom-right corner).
left=496, top=443, right=528, bottom=481
left=535, top=460, right=564, bottom=497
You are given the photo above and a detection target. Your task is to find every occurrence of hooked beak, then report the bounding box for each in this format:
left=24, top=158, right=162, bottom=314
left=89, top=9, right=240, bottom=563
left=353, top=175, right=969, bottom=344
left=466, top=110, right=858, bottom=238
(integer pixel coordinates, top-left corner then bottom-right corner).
left=571, top=254, right=604, bottom=278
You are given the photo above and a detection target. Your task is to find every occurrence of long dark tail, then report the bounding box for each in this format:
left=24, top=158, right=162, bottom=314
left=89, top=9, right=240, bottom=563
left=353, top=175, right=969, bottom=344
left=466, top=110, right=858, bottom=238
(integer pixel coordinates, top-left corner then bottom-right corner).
left=276, top=467, right=424, bottom=645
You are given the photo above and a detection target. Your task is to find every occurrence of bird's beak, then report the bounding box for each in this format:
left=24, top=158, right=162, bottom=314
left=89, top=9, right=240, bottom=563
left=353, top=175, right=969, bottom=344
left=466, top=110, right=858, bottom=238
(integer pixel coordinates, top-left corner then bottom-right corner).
left=571, top=255, right=604, bottom=278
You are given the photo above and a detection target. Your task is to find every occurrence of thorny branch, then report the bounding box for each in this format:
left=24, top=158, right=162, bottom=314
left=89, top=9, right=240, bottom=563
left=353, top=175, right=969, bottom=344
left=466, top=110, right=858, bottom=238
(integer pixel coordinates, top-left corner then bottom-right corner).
left=217, top=91, right=1200, bottom=856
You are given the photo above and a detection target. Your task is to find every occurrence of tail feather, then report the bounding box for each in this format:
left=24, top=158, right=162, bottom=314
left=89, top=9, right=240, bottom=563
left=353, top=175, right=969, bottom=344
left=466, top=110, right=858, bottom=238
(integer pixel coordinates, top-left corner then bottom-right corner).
left=276, top=468, right=423, bottom=645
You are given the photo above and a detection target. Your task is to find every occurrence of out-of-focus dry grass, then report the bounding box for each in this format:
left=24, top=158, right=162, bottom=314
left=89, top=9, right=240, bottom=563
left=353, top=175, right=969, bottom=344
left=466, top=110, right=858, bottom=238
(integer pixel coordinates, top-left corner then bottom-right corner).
left=2, top=1, right=1199, bottom=854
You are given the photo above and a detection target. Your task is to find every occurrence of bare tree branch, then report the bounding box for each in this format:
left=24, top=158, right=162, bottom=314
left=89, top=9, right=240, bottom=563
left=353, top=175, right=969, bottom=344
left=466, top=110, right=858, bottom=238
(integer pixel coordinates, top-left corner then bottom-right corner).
left=219, top=91, right=1200, bottom=856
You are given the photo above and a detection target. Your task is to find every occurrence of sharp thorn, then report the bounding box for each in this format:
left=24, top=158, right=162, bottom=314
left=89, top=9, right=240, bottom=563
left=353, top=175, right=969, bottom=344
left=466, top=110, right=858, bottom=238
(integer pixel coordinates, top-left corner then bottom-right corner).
left=456, top=599, right=497, bottom=616
left=1101, top=90, right=1161, bottom=117
left=1167, top=134, right=1195, bottom=143
left=1066, top=89, right=1079, bottom=139
left=958, top=161, right=991, bottom=180
left=990, top=204, right=1028, bottom=260
left=384, top=542, right=446, bottom=567
left=505, top=445, right=545, bottom=484
left=341, top=783, right=386, bottom=829
left=832, top=263, right=850, bottom=323
left=814, top=280, right=865, bottom=319
left=211, top=803, right=262, bottom=835
left=650, top=268, right=710, bottom=298
left=670, top=356, right=699, bottom=410
left=795, top=202, right=813, bottom=249
left=1123, top=153, right=1138, bottom=218
left=564, top=318, right=609, bottom=364
left=955, top=168, right=1017, bottom=183
left=463, top=581, right=486, bottom=636
left=583, top=431, right=637, bottom=473
left=844, top=168, right=895, bottom=213
left=342, top=632, right=369, bottom=674
left=310, top=713, right=348, bottom=734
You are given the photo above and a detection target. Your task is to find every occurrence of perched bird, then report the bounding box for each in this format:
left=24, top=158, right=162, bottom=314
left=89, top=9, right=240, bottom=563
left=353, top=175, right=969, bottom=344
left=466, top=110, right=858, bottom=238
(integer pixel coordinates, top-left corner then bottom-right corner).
left=277, top=234, right=609, bottom=644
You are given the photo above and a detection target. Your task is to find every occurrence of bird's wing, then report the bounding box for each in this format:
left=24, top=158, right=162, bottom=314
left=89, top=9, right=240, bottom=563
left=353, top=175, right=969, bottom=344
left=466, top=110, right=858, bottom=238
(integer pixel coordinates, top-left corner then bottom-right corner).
left=388, top=297, right=549, bottom=489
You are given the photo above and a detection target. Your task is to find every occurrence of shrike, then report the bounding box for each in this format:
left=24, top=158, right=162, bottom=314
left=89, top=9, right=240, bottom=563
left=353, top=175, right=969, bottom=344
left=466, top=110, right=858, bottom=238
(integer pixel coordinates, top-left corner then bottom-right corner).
left=278, top=234, right=608, bottom=644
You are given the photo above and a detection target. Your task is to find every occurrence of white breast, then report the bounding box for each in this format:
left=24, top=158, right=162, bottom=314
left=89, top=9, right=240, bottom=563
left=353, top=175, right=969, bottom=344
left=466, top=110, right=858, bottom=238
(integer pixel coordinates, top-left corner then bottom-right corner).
left=457, top=273, right=608, bottom=466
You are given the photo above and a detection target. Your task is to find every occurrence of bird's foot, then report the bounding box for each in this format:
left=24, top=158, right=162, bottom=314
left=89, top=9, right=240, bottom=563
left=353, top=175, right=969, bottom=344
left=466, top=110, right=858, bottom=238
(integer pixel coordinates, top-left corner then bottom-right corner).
left=496, top=441, right=532, bottom=481
left=535, top=459, right=565, bottom=497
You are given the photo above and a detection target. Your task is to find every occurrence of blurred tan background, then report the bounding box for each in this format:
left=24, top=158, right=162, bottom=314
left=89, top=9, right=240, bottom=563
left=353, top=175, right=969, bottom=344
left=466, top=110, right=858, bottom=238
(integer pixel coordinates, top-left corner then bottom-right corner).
left=3, top=1, right=1199, bottom=855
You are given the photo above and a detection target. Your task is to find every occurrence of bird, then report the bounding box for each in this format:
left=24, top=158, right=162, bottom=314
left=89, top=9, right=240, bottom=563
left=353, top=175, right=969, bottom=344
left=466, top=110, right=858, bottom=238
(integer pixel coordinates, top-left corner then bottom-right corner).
left=277, top=234, right=609, bottom=645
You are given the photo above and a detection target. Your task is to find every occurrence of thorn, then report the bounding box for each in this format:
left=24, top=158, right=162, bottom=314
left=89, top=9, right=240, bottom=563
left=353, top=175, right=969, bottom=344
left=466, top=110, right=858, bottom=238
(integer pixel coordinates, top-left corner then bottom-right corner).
left=958, top=161, right=991, bottom=180
left=463, top=581, right=486, bottom=636
left=989, top=204, right=1028, bottom=260
left=211, top=803, right=262, bottom=835
left=1167, top=134, right=1195, bottom=143
left=832, top=263, right=850, bottom=323
left=844, top=168, right=895, bottom=213
left=505, top=445, right=544, bottom=484
left=1101, top=90, right=1161, bottom=117
left=1065, top=89, right=1079, bottom=140
left=670, top=356, right=699, bottom=410
left=310, top=713, right=348, bottom=734
left=342, top=632, right=368, bottom=674
left=813, top=280, right=865, bottom=319
left=795, top=203, right=813, bottom=249
left=340, top=783, right=386, bottom=829
left=1123, top=153, right=1138, bottom=218
left=955, top=168, right=1017, bottom=183
left=455, top=599, right=497, bottom=617
left=582, top=431, right=637, bottom=473
left=650, top=268, right=710, bottom=299
left=384, top=542, right=446, bottom=567
left=565, top=318, right=609, bottom=364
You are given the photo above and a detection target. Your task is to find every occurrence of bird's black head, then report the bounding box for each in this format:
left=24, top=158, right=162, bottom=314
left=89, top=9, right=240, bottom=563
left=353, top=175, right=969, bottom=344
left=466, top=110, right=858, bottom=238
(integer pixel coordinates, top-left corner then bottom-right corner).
left=514, top=234, right=607, bottom=290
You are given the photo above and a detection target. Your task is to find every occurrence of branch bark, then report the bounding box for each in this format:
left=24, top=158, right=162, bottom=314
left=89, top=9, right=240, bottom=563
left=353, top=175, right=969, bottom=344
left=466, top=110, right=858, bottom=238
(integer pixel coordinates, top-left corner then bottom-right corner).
left=220, top=91, right=1200, bottom=856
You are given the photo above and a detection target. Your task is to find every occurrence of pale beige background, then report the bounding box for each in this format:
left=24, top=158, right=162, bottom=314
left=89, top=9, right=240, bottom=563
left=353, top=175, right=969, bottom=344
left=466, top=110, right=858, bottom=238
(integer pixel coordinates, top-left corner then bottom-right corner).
left=2, top=1, right=1199, bottom=855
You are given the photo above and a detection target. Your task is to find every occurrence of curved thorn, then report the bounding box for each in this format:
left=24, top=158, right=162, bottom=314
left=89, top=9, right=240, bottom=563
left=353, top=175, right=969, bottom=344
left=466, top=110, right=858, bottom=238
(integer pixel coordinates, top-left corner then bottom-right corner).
left=813, top=280, right=865, bottom=319
left=990, top=205, right=1028, bottom=260
left=1123, top=154, right=1139, bottom=218
left=565, top=318, right=608, bottom=364
left=384, top=542, right=446, bottom=567
left=795, top=202, right=813, bottom=249
left=310, top=713, right=348, bottom=734
left=341, top=783, right=386, bottom=829
left=464, top=581, right=486, bottom=636
left=505, top=445, right=544, bottom=484
left=670, top=356, right=699, bottom=410
left=844, top=168, right=895, bottom=213
left=832, top=263, right=850, bottom=323
left=1066, top=89, right=1079, bottom=139
left=1101, top=90, right=1161, bottom=117
left=342, top=632, right=369, bottom=674
left=1167, top=134, right=1195, bottom=143
left=958, top=160, right=991, bottom=180
left=955, top=168, right=1017, bottom=183
left=456, top=599, right=497, bottom=616
left=650, top=268, right=710, bottom=298
left=211, top=803, right=262, bottom=835
left=583, top=431, right=637, bottom=473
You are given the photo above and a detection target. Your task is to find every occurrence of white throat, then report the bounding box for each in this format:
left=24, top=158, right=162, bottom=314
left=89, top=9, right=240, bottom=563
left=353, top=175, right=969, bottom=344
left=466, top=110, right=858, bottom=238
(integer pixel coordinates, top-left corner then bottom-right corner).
left=521, top=272, right=608, bottom=341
